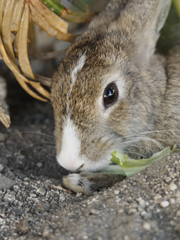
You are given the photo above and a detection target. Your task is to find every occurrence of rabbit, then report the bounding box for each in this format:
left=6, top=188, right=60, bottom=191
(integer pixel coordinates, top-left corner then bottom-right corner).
left=51, top=0, right=180, bottom=194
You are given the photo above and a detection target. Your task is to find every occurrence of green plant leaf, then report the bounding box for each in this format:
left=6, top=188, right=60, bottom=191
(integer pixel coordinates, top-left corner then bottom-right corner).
left=173, top=0, right=180, bottom=19
left=102, top=147, right=179, bottom=177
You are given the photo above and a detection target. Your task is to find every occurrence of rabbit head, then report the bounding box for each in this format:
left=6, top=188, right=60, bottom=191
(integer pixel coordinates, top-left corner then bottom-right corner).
left=51, top=0, right=172, bottom=172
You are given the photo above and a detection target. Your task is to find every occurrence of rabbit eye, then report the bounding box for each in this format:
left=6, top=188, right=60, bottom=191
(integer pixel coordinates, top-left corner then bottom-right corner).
left=103, top=82, right=118, bottom=108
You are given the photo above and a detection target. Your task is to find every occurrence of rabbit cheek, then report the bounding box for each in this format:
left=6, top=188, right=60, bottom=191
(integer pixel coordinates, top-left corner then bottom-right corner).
left=56, top=117, right=85, bottom=172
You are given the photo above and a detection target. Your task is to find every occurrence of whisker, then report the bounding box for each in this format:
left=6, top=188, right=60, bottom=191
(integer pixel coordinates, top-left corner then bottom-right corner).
left=122, top=129, right=179, bottom=139
left=138, top=130, right=172, bottom=135
left=8, top=130, right=55, bottom=140
left=113, top=136, right=163, bottom=148
left=123, top=151, right=144, bottom=157
left=93, top=133, right=165, bottom=151
left=17, top=142, right=56, bottom=152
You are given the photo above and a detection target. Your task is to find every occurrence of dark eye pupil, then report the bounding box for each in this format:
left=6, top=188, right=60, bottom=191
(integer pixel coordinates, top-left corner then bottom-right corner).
left=103, top=83, right=118, bottom=108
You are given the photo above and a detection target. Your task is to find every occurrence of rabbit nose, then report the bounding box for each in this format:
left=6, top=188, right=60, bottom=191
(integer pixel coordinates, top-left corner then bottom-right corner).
left=56, top=117, right=86, bottom=171
left=57, top=154, right=85, bottom=172
left=77, top=163, right=84, bottom=170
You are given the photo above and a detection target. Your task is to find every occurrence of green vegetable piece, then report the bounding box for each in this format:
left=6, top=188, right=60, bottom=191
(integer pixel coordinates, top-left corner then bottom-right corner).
left=110, top=146, right=179, bottom=177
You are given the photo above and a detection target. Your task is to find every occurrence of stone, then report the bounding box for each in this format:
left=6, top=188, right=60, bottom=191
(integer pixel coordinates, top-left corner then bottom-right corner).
left=36, top=187, right=46, bottom=196
left=143, top=222, right=151, bottom=231
left=160, top=200, right=169, bottom=208
left=17, top=219, right=30, bottom=234
left=169, top=182, right=177, bottom=191
left=4, top=192, right=16, bottom=202
left=0, top=175, right=14, bottom=190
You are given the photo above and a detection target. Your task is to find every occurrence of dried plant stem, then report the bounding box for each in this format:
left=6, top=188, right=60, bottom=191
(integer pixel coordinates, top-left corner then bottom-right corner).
left=30, top=3, right=77, bottom=42
left=18, top=3, right=50, bottom=99
left=0, top=104, right=11, bottom=129
left=0, top=0, right=6, bottom=34
left=0, top=1, right=49, bottom=101
left=11, top=0, right=25, bottom=33
left=30, top=0, right=68, bottom=34
left=0, top=36, right=47, bottom=101
left=2, top=0, right=17, bottom=67
left=60, top=7, right=95, bottom=23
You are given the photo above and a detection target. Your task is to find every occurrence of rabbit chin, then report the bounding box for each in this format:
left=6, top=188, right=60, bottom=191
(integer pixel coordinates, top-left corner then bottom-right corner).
left=78, top=156, right=113, bottom=172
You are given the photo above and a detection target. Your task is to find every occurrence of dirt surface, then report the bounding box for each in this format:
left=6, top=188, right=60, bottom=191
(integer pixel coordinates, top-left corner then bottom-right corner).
left=0, top=64, right=180, bottom=240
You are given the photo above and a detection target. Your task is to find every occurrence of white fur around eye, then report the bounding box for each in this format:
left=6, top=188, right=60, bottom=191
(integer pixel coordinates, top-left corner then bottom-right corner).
left=97, top=72, right=125, bottom=115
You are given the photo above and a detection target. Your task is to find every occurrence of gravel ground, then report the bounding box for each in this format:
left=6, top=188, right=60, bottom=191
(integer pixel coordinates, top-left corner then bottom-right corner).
left=0, top=65, right=180, bottom=240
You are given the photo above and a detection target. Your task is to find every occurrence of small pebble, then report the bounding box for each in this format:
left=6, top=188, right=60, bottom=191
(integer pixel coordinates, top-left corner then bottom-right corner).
left=42, top=227, right=52, bottom=237
left=89, top=209, right=100, bottom=215
left=0, top=217, right=5, bottom=225
left=170, top=198, right=176, bottom=205
left=118, top=209, right=124, bottom=214
left=76, top=192, right=82, bottom=197
left=17, top=219, right=29, bottom=234
left=138, top=199, right=146, bottom=208
left=169, top=182, right=177, bottom=191
left=165, top=177, right=172, bottom=183
left=0, top=175, right=14, bottom=190
left=124, top=236, right=130, bottom=240
left=97, top=237, right=103, bottom=240
left=36, top=162, right=42, bottom=168
left=176, top=210, right=180, bottom=217
left=36, top=201, right=45, bottom=213
left=4, top=192, right=15, bottom=202
left=29, top=193, right=37, bottom=198
left=128, top=208, right=137, bottom=215
left=175, top=191, right=180, bottom=199
left=143, top=222, right=151, bottom=231
left=36, top=187, right=46, bottom=196
left=23, top=181, right=29, bottom=185
left=160, top=200, right=169, bottom=208
left=114, top=190, right=120, bottom=195
left=154, top=194, right=162, bottom=200
left=0, top=164, right=4, bottom=172
left=116, top=198, right=121, bottom=203
left=13, top=185, right=20, bottom=192
left=170, top=220, right=176, bottom=226
left=140, top=210, right=147, bottom=217
left=59, top=194, right=66, bottom=202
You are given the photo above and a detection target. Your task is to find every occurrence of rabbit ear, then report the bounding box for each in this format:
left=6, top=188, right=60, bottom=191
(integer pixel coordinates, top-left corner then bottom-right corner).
left=116, top=0, right=172, bottom=63
left=147, top=0, right=172, bottom=34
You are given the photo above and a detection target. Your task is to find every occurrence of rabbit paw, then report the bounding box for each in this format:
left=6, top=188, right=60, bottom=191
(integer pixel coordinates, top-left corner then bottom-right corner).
left=63, top=172, right=126, bottom=195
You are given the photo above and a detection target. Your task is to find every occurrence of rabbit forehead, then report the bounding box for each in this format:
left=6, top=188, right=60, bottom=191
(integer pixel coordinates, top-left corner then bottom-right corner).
left=51, top=42, right=119, bottom=114
left=68, top=56, right=122, bottom=113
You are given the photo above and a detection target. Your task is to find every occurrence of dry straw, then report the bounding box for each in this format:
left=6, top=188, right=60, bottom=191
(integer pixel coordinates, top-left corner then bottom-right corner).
left=0, top=0, right=94, bottom=128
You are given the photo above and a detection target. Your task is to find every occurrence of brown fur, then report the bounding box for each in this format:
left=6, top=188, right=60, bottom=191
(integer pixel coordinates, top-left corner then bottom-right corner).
left=51, top=0, right=179, bottom=193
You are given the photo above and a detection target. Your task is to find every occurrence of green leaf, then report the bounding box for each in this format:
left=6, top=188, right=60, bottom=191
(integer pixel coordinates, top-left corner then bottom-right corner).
left=173, top=0, right=180, bottom=19
left=101, top=146, right=179, bottom=177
